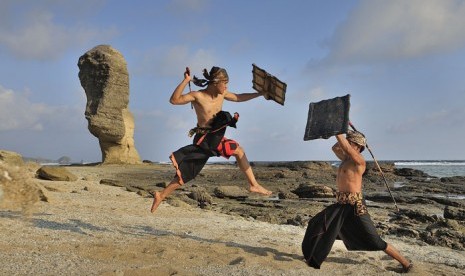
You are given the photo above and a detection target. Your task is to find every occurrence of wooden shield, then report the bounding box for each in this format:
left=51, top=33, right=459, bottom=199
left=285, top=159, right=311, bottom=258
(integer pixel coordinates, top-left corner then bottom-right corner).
left=252, top=64, right=287, bottom=105
left=303, top=94, right=351, bottom=140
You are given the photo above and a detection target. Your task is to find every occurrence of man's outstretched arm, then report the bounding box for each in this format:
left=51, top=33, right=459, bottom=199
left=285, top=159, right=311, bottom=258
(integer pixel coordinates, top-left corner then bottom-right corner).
left=224, top=91, right=262, bottom=102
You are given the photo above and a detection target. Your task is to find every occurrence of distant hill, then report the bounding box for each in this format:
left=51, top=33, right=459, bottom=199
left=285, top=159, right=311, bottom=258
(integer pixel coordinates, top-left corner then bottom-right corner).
left=23, top=156, right=72, bottom=165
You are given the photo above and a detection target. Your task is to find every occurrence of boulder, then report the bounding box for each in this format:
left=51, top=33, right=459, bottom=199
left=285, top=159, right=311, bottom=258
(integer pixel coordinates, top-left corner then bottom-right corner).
left=36, top=166, right=78, bottom=181
left=440, top=176, right=465, bottom=184
left=444, top=206, right=465, bottom=221
left=188, top=187, right=213, bottom=208
left=188, top=187, right=213, bottom=204
left=394, top=167, right=430, bottom=178
left=1, top=162, right=46, bottom=213
left=292, top=184, right=334, bottom=198
left=0, top=150, right=24, bottom=166
left=214, top=186, right=249, bottom=199
left=78, top=45, right=141, bottom=164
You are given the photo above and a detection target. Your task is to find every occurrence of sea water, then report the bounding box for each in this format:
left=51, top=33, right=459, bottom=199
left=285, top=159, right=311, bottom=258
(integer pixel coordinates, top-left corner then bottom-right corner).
left=394, top=160, right=465, bottom=178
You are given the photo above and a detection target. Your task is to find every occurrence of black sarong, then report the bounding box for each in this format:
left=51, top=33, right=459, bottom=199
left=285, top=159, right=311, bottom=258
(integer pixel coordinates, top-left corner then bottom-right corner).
left=170, top=111, right=238, bottom=185
left=302, top=202, right=387, bottom=269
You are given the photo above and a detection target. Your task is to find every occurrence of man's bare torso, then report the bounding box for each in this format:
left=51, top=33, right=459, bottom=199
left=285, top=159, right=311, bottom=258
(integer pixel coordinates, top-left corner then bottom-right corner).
left=336, top=159, right=365, bottom=193
left=191, top=90, right=225, bottom=127
left=333, top=138, right=366, bottom=193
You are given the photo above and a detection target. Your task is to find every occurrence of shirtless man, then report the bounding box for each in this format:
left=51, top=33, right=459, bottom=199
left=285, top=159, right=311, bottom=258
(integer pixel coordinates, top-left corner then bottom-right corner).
left=151, top=66, right=272, bottom=214
left=302, top=130, right=412, bottom=273
left=333, top=131, right=412, bottom=271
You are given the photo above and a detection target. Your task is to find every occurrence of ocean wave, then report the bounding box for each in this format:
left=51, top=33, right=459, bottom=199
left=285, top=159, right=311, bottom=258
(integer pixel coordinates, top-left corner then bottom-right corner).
left=395, top=161, right=465, bottom=166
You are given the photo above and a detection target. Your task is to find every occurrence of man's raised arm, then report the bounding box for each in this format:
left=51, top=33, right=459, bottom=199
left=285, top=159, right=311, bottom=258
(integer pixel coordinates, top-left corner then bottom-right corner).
left=169, top=72, right=195, bottom=105
left=332, top=142, right=346, bottom=161
left=335, top=134, right=365, bottom=166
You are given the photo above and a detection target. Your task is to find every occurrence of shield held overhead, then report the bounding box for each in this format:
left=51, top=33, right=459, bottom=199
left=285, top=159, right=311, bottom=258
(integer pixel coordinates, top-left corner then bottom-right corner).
left=303, top=94, right=351, bottom=141
left=252, top=64, right=287, bottom=105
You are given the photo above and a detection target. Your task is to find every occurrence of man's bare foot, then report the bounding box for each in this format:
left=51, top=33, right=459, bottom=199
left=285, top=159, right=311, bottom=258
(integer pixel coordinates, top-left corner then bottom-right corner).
left=150, top=191, right=163, bottom=213
left=249, top=184, right=272, bottom=196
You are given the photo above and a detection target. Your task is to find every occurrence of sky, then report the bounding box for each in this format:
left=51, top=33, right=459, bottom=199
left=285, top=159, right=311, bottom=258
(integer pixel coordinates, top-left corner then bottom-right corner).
left=1, top=0, right=465, bottom=163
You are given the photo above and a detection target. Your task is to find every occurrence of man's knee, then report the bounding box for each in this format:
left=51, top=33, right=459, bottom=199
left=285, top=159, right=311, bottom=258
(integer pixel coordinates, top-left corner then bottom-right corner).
left=233, top=146, right=244, bottom=157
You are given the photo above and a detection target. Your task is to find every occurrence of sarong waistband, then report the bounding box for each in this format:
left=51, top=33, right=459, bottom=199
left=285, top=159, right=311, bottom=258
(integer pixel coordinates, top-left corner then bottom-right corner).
left=188, top=126, right=211, bottom=137
left=335, top=192, right=363, bottom=205
left=335, top=192, right=367, bottom=216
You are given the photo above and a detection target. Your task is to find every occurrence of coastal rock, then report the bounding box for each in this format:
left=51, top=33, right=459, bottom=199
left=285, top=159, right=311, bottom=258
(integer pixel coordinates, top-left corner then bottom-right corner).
left=391, top=209, right=438, bottom=224
left=394, top=167, right=430, bottom=178
left=36, top=166, right=78, bottom=181
left=188, top=187, right=213, bottom=208
left=390, top=226, right=420, bottom=238
left=100, top=178, right=126, bottom=187
left=444, top=206, right=465, bottom=221
left=422, top=219, right=465, bottom=250
left=277, top=190, right=299, bottom=200
left=0, top=150, right=24, bottom=167
left=441, top=176, right=465, bottom=184
left=1, top=162, right=46, bottom=213
left=363, top=162, right=404, bottom=184
left=364, top=162, right=397, bottom=176
left=292, top=183, right=334, bottom=198
left=267, top=161, right=334, bottom=171
left=425, top=196, right=464, bottom=208
left=78, top=45, right=141, bottom=164
left=213, top=186, right=249, bottom=199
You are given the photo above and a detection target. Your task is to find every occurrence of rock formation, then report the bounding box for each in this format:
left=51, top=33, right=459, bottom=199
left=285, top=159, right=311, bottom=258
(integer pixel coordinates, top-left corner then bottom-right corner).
left=36, top=166, right=78, bottom=181
left=0, top=150, right=47, bottom=213
left=78, top=45, right=141, bottom=164
left=0, top=150, right=24, bottom=166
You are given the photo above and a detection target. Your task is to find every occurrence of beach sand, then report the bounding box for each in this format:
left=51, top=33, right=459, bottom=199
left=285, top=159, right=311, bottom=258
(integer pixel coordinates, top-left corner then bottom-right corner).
left=1, top=165, right=464, bottom=276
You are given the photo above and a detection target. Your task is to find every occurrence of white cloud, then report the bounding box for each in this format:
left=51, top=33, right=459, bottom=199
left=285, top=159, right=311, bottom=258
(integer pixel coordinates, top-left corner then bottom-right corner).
left=318, top=0, right=465, bottom=66
left=0, top=4, right=117, bottom=60
left=0, top=85, right=86, bottom=132
left=0, top=86, right=49, bottom=131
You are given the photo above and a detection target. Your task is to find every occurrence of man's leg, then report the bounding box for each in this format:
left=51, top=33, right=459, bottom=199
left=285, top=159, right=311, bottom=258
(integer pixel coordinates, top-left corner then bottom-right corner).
left=150, top=178, right=182, bottom=213
left=384, top=243, right=412, bottom=272
left=233, top=146, right=272, bottom=195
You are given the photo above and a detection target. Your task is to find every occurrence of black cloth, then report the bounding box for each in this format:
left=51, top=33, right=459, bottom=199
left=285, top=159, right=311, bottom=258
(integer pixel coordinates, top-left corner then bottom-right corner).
left=170, top=111, right=237, bottom=184
left=301, top=202, right=387, bottom=269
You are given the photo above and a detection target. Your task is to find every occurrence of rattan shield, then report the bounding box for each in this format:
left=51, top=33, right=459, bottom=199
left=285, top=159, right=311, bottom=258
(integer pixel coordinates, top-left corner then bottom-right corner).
left=303, top=94, right=351, bottom=140
left=252, top=64, right=287, bottom=105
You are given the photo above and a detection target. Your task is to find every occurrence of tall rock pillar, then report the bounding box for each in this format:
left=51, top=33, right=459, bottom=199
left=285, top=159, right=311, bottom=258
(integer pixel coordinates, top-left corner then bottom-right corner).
left=78, top=45, right=141, bottom=164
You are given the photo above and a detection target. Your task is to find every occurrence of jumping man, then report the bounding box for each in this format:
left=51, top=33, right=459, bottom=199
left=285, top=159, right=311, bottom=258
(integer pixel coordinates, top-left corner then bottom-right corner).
left=151, top=66, right=272, bottom=213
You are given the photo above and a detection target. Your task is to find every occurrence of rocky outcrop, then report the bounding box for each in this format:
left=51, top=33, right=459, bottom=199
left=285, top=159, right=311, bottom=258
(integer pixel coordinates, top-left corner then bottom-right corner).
left=394, top=167, right=430, bottom=178
left=78, top=45, right=141, bottom=164
left=444, top=206, right=465, bottom=221
left=0, top=150, right=24, bottom=166
left=36, top=166, right=78, bottom=181
left=292, top=183, right=334, bottom=198
left=1, top=155, right=47, bottom=213
left=214, top=186, right=249, bottom=199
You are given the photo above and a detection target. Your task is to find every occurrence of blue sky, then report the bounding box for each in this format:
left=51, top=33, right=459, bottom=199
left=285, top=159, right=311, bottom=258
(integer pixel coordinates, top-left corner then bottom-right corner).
left=1, top=0, right=465, bottom=163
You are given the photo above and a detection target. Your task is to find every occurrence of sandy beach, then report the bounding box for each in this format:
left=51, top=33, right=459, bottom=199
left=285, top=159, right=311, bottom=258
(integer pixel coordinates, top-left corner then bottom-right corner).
left=1, top=163, right=464, bottom=276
